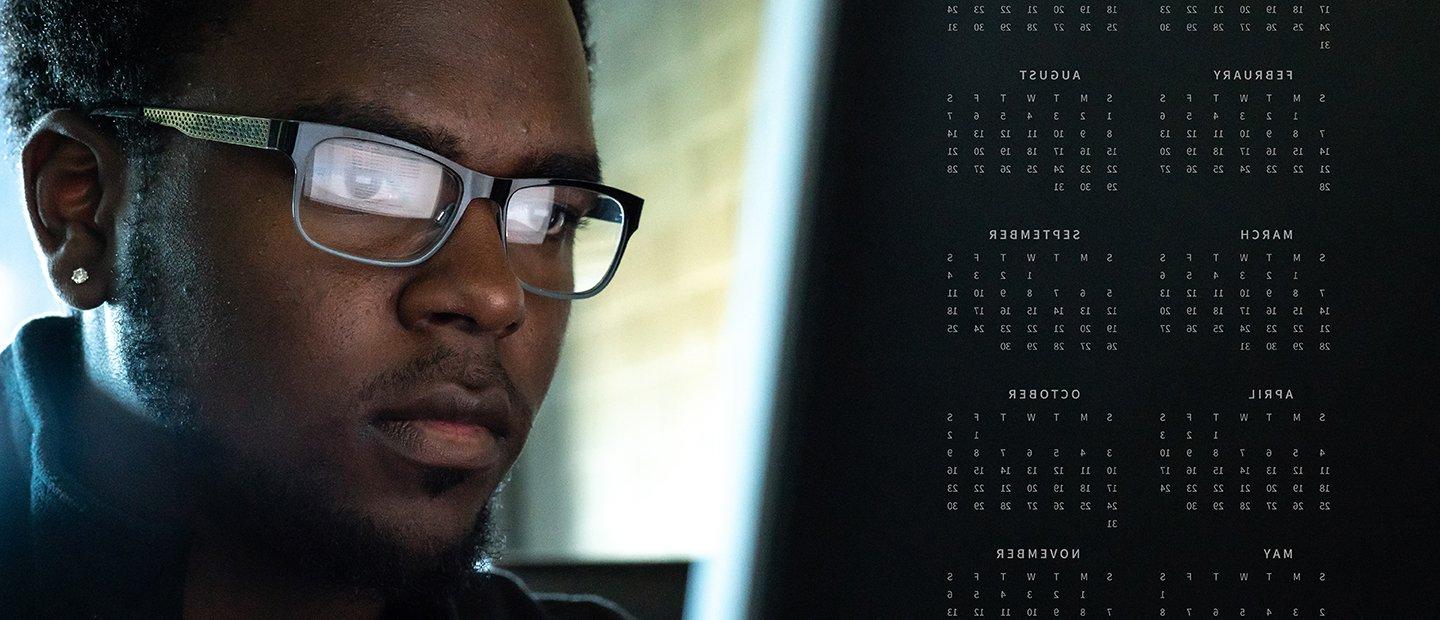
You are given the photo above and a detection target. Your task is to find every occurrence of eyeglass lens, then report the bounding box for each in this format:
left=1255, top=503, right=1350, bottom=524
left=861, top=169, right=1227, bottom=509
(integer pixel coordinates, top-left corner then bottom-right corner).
left=298, top=137, right=626, bottom=296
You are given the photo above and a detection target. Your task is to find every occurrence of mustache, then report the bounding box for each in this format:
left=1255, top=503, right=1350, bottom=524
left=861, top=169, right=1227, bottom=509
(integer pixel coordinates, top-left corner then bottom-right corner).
left=356, top=346, right=528, bottom=413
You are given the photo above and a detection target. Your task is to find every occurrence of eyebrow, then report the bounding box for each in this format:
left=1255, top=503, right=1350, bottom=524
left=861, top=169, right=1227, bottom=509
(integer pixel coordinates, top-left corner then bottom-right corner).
left=285, top=96, right=603, bottom=183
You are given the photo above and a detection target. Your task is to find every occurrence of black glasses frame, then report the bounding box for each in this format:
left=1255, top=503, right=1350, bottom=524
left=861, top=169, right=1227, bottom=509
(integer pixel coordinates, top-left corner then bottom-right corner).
left=90, top=106, right=644, bottom=299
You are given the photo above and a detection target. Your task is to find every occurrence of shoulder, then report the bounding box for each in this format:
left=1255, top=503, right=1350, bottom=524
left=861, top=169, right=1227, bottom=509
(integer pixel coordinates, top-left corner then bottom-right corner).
left=453, top=568, right=633, bottom=620
left=0, top=317, right=74, bottom=529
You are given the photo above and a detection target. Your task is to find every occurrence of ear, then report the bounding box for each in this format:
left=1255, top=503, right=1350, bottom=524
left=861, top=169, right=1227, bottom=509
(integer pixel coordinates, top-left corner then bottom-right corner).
left=20, top=109, right=129, bottom=311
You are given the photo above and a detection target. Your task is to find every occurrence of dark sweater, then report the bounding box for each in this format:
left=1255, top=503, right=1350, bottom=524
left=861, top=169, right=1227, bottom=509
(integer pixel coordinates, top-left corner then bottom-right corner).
left=0, top=315, right=629, bottom=619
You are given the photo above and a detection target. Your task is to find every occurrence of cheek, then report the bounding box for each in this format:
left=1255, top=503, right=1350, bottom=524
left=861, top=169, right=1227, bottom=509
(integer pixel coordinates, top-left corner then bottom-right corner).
left=203, top=273, right=391, bottom=422
left=188, top=272, right=398, bottom=487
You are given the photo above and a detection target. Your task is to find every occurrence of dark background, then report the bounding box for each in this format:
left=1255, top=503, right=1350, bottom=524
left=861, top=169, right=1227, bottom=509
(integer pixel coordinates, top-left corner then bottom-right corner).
left=753, top=1, right=1438, bottom=616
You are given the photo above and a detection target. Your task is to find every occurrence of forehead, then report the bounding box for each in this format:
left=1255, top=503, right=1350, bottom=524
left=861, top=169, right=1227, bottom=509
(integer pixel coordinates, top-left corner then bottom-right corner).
left=175, top=0, right=593, bottom=175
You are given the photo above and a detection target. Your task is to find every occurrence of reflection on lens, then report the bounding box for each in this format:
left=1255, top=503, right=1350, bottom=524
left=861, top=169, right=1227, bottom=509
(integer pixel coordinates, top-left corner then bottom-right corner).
left=298, top=138, right=461, bottom=261
left=504, top=185, right=625, bottom=295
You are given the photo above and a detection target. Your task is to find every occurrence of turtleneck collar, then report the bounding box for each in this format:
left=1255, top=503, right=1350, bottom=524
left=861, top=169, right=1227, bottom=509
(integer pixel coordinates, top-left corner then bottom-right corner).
left=0, top=314, right=189, bottom=618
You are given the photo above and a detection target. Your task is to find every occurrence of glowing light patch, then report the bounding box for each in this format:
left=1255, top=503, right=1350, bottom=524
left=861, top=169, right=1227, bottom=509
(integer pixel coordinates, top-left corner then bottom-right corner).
left=308, top=139, right=444, bottom=219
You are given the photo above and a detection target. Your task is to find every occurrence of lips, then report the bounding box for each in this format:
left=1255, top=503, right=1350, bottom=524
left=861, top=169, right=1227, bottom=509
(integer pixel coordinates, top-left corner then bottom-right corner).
left=368, top=387, right=513, bottom=470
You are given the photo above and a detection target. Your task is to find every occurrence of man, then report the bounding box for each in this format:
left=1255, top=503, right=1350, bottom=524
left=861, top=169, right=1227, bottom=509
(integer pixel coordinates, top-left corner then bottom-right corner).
left=0, top=0, right=642, bottom=617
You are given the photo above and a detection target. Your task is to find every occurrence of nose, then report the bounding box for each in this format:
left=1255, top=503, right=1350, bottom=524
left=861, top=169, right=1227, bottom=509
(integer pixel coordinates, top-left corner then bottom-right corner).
left=396, top=199, right=525, bottom=338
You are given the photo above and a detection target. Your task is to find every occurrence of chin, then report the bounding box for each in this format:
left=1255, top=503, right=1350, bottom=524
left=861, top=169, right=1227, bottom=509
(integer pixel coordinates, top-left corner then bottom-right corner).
left=360, top=467, right=500, bottom=546
left=187, top=427, right=502, bottom=593
left=312, top=477, right=501, bottom=593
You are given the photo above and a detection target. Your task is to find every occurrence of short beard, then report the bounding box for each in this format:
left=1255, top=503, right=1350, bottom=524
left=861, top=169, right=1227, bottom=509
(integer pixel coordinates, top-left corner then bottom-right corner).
left=184, top=420, right=503, bottom=598
left=110, top=179, right=501, bottom=599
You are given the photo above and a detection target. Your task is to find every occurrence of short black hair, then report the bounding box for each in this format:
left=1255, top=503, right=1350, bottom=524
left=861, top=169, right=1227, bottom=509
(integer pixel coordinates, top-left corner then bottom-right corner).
left=0, top=0, right=592, bottom=146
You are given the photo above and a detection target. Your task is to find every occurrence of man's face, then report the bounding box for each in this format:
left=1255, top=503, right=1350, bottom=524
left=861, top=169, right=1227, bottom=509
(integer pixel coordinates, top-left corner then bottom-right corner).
left=109, top=0, right=592, bottom=589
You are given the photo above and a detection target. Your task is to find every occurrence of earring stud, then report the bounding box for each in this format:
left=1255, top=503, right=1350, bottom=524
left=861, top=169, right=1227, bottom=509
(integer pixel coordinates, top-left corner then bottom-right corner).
left=71, top=267, right=89, bottom=284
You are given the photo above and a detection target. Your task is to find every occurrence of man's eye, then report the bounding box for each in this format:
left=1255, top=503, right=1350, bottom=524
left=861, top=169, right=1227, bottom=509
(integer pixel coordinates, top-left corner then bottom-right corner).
left=344, top=166, right=389, bottom=200
left=306, top=138, right=449, bottom=219
left=545, top=206, right=583, bottom=235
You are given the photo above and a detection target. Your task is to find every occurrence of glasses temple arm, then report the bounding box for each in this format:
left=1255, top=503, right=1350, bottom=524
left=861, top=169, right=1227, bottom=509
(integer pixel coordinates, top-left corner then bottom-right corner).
left=90, top=107, right=297, bottom=152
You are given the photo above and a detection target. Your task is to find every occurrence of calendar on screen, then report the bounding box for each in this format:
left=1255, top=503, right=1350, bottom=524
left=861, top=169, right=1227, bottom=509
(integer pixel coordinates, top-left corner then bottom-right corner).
left=757, top=1, right=1439, bottom=617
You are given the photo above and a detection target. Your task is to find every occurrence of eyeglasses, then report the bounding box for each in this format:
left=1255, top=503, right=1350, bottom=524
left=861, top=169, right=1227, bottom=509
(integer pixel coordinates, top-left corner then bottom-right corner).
left=90, top=107, right=643, bottom=299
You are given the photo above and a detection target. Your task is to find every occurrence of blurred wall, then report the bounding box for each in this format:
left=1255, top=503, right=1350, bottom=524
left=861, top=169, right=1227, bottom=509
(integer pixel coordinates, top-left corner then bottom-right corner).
left=500, top=0, right=765, bottom=561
